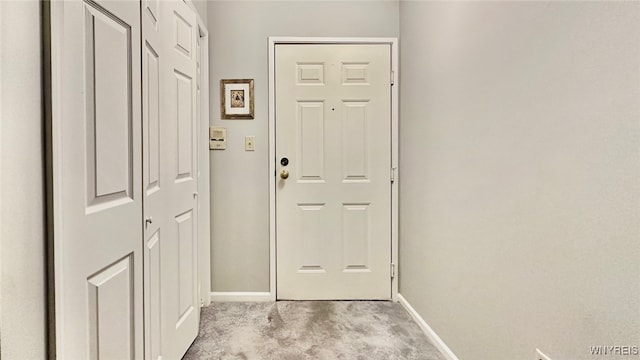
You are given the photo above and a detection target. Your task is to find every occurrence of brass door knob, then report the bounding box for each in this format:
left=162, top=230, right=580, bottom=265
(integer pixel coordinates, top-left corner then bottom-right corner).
left=280, top=169, right=289, bottom=179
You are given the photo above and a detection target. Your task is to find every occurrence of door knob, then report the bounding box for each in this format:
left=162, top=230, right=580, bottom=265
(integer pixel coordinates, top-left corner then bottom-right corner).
left=280, top=169, right=289, bottom=180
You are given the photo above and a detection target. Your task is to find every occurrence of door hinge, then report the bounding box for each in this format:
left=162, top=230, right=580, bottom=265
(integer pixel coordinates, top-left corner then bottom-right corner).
left=391, top=70, right=395, bottom=86
left=390, top=263, right=396, bottom=279
left=391, top=167, right=396, bottom=183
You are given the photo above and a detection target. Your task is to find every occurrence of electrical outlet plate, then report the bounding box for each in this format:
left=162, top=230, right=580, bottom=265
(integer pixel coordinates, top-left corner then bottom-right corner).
left=536, top=349, right=552, bottom=360
left=245, top=136, right=255, bottom=151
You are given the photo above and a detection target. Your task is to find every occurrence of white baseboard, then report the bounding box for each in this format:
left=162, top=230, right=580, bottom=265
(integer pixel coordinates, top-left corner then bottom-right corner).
left=210, top=292, right=274, bottom=302
left=397, top=294, right=460, bottom=360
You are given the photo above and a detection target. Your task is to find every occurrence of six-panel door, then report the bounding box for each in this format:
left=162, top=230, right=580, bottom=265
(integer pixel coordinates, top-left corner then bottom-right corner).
left=276, top=44, right=392, bottom=300
left=53, top=0, right=143, bottom=358
left=142, top=0, right=200, bottom=359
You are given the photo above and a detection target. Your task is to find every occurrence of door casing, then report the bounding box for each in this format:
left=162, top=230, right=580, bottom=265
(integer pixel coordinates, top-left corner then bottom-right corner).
left=195, top=18, right=212, bottom=309
left=268, top=37, right=399, bottom=301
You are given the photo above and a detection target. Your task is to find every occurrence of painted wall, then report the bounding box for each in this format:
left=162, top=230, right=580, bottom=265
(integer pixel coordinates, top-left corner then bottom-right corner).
left=0, top=1, right=48, bottom=358
left=191, top=0, right=207, bottom=26
left=207, top=1, right=400, bottom=292
left=399, top=1, right=640, bottom=359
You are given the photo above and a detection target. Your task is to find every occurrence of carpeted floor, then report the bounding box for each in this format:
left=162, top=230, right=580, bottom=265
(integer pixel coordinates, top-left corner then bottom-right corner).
left=182, top=301, right=445, bottom=360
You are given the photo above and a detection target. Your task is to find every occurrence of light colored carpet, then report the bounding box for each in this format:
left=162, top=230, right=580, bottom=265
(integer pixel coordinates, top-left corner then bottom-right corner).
left=182, top=301, right=446, bottom=360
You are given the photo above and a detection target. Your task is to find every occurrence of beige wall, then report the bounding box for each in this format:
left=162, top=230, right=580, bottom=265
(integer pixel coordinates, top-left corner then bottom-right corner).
left=0, top=1, right=48, bottom=358
left=399, top=1, right=640, bottom=359
left=191, top=0, right=207, bottom=26
left=207, top=1, right=400, bottom=292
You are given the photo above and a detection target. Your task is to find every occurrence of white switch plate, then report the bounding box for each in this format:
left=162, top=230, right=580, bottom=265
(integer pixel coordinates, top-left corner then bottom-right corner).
left=245, top=136, right=255, bottom=151
left=210, top=127, right=226, bottom=150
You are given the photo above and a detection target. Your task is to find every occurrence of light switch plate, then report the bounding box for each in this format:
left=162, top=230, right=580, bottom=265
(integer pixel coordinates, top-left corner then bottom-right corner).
left=245, top=136, right=255, bottom=151
left=210, top=127, right=226, bottom=150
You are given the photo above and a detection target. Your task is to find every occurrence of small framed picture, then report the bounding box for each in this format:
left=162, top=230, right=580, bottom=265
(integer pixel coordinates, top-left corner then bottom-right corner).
left=220, top=79, right=254, bottom=119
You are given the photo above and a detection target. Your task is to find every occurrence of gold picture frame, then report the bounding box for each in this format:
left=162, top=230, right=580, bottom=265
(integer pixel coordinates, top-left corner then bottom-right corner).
left=220, top=79, right=255, bottom=119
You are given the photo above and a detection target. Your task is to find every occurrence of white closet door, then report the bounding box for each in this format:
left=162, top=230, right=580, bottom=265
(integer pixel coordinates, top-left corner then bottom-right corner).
left=51, top=0, right=143, bottom=358
left=161, top=0, right=200, bottom=355
left=141, top=0, right=164, bottom=358
left=144, top=0, right=200, bottom=358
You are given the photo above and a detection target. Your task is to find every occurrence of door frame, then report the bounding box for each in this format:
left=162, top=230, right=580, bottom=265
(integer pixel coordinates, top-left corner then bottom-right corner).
left=193, top=7, right=212, bottom=308
left=268, top=37, right=399, bottom=302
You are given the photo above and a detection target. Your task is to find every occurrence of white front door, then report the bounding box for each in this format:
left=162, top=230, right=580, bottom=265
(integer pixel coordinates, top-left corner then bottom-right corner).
left=142, top=0, right=200, bottom=358
left=275, top=44, right=392, bottom=300
left=52, top=0, right=143, bottom=358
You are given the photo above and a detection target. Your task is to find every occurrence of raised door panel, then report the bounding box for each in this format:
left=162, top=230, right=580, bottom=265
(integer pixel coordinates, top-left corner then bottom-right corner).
left=297, top=102, right=325, bottom=181
left=342, top=101, right=370, bottom=182
left=87, top=256, right=134, bottom=360
left=175, top=71, right=193, bottom=181
left=145, top=232, right=162, bottom=360
left=144, top=44, right=160, bottom=195
left=173, top=12, right=192, bottom=59
left=342, top=204, right=371, bottom=272
left=342, top=62, right=370, bottom=85
left=297, top=204, right=327, bottom=273
left=85, top=3, right=133, bottom=211
left=145, top=0, right=158, bottom=27
left=176, top=210, right=195, bottom=325
left=297, top=63, right=324, bottom=85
